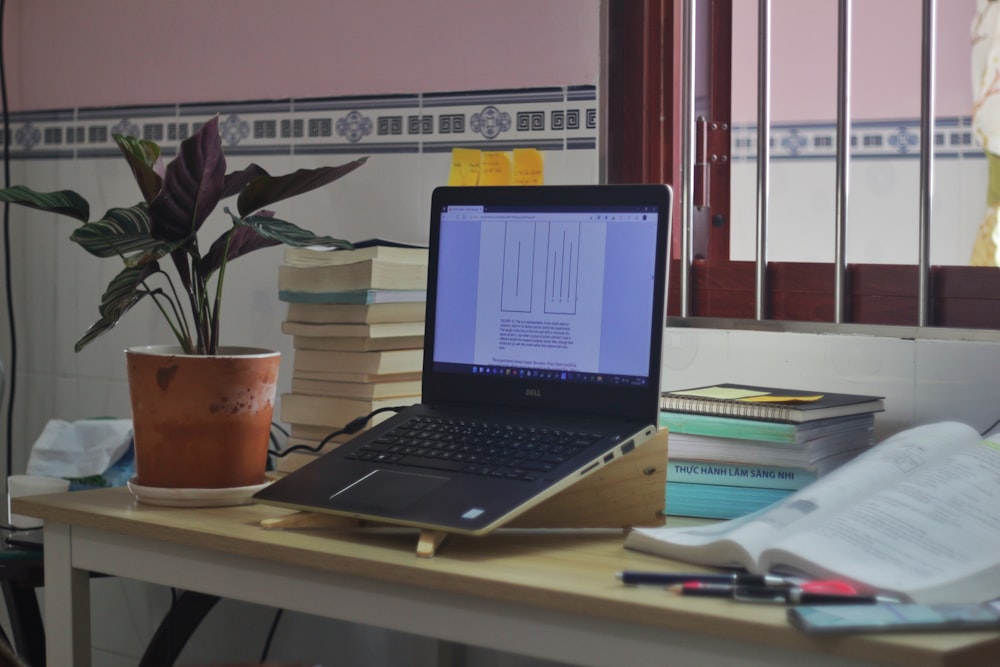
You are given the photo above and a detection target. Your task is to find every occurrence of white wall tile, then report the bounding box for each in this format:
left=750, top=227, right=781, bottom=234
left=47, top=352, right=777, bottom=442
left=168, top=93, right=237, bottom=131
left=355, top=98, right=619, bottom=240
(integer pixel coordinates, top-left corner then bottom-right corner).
left=1, top=89, right=599, bottom=666
left=6, top=88, right=598, bottom=451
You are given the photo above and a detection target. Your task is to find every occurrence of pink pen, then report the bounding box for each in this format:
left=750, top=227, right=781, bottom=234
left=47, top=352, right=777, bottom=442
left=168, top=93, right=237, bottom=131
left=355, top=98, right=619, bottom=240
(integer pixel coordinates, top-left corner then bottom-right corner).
left=673, top=581, right=898, bottom=605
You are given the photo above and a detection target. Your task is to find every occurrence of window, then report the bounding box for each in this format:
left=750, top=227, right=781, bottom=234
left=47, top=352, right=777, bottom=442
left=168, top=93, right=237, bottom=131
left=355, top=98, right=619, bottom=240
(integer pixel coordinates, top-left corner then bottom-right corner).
left=606, top=0, right=1000, bottom=330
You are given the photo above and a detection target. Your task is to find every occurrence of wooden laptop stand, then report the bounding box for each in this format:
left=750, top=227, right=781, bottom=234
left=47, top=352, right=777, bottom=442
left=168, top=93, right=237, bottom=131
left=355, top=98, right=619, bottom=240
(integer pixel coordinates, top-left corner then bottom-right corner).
left=260, top=429, right=668, bottom=557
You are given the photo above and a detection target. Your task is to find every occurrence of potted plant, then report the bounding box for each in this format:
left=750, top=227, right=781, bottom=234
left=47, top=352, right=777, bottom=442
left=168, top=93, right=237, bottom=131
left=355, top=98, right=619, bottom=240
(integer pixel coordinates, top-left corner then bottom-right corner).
left=0, top=115, right=365, bottom=494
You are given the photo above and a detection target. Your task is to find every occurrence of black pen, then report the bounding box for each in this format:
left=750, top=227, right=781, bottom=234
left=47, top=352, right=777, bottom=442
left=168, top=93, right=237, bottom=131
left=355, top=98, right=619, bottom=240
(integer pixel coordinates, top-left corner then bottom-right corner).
left=672, top=582, right=899, bottom=605
left=617, top=571, right=787, bottom=587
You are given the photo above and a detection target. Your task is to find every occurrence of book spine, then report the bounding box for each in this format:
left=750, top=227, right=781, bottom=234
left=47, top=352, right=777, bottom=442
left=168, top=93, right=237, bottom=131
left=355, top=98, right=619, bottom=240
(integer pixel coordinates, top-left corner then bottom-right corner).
left=660, top=395, right=798, bottom=422
left=659, top=411, right=798, bottom=442
left=279, top=289, right=426, bottom=304
left=665, top=482, right=793, bottom=520
left=666, top=460, right=815, bottom=490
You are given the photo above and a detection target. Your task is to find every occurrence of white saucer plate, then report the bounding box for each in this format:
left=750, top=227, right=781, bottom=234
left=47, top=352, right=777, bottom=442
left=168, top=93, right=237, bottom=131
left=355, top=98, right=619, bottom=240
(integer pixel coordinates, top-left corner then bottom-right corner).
left=126, top=477, right=271, bottom=507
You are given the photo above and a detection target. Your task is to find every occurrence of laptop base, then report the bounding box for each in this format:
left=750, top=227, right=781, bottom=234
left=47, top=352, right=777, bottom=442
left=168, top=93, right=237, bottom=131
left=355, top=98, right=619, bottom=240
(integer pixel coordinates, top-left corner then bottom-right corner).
left=259, top=430, right=667, bottom=557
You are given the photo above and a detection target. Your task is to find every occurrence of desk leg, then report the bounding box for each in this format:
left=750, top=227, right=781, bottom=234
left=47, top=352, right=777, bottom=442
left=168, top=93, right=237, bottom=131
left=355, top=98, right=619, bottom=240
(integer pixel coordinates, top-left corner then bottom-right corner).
left=44, top=521, right=91, bottom=666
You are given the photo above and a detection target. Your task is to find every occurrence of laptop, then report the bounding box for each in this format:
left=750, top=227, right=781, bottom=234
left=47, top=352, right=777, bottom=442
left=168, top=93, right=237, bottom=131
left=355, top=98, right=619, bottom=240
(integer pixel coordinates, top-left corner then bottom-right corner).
left=254, top=184, right=672, bottom=535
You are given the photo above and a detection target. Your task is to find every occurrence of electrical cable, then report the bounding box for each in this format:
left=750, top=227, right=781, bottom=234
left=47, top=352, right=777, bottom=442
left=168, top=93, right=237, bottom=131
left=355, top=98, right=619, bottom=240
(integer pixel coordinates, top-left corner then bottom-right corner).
left=268, top=405, right=410, bottom=458
left=270, top=421, right=289, bottom=440
left=258, top=608, right=283, bottom=662
left=0, top=0, right=14, bottom=494
left=980, top=414, right=1000, bottom=437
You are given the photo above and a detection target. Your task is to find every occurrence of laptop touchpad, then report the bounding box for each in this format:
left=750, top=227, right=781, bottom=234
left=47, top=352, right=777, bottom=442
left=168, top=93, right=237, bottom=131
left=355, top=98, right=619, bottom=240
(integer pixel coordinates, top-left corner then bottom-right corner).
left=330, top=469, right=449, bottom=510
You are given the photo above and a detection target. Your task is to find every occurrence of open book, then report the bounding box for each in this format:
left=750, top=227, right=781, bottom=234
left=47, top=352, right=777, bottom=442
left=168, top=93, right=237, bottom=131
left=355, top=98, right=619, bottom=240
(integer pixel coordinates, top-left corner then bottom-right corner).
left=626, top=422, right=1000, bottom=603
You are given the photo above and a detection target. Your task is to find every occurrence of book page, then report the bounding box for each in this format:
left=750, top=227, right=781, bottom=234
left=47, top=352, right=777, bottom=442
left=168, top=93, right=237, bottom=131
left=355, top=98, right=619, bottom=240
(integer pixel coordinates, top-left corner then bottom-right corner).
left=758, top=441, right=1000, bottom=603
left=625, top=421, right=981, bottom=571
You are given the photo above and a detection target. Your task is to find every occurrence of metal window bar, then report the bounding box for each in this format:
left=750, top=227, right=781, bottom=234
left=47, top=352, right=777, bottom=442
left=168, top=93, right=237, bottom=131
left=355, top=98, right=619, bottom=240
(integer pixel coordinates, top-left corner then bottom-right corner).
left=679, top=0, right=697, bottom=317
left=918, top=0, right=936, bottom=326
left=678, top=0, right=937, bottom=324
left=834, top=0, right=852, bottom=323
left=754, top=0, right=771, bottom=320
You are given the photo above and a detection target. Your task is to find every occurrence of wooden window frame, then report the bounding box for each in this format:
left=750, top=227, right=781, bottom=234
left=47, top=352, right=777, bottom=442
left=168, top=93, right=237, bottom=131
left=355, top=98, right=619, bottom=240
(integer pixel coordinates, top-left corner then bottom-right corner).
left=607, top=0, right=1000, bottom=330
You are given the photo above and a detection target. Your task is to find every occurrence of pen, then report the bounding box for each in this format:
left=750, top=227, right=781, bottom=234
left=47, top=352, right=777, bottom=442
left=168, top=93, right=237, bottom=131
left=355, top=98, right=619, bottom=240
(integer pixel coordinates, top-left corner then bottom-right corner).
left=616, top=571, right=788, bottom=587
left=672, top=582, right=898, bottom=605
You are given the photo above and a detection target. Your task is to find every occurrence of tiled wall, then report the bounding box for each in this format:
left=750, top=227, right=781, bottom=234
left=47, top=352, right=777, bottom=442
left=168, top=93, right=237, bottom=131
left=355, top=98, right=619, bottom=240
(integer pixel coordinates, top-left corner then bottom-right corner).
left=3, top=85, right=599, bottom=667
left=729, top=116, right=986, bottom=267
left=8, top=85, right=600, bottom=473
left=7, top=84, right=997, bottom=666
left=7, top=87, right=598, bottom=160
left=9, top=93, right=991, bottom=459
left=732, top=116, right=976, bottom=161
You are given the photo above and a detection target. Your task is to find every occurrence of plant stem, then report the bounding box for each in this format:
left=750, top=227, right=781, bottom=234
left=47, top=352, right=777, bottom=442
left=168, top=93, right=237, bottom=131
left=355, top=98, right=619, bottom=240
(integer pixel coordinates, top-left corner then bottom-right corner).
left=157, top=270, right=194, bottom=348
left=143, top=289, right=193, bottom=354
left=137, top=267, right=193, bottom=352
left=210, top=229, right=237, bottom=355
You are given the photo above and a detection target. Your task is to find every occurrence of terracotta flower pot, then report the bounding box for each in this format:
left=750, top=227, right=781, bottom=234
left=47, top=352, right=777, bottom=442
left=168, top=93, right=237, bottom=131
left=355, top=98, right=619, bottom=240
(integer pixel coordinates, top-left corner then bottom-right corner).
left=126, top=345, right=280, bottom=489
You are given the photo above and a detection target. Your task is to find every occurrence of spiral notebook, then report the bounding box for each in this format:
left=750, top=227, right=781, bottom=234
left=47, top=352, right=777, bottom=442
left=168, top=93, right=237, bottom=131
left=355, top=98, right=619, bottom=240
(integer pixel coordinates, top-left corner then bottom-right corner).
left=254, top=184, right=672, bottom=535
left=660, top=383, right=885, bottom=423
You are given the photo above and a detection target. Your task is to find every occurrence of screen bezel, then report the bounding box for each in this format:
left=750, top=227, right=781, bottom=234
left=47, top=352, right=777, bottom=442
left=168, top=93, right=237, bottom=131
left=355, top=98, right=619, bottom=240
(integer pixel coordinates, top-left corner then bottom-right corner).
left=421, top=184, right=671, bottom=423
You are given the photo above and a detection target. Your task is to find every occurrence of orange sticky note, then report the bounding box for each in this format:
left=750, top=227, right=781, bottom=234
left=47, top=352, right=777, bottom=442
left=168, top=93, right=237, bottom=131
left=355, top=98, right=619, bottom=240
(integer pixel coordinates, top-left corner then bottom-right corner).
left=480, top=151, right=512, bottom=185
left=512, top=148, right=544, bottom=185
left=448, top=148, right=481, bottom=186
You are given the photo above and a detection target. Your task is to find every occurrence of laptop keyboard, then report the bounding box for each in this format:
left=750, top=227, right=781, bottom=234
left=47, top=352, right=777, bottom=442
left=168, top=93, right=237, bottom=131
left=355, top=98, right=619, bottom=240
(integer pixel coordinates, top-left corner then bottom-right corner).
left=346, top=415, right=608, bottom=481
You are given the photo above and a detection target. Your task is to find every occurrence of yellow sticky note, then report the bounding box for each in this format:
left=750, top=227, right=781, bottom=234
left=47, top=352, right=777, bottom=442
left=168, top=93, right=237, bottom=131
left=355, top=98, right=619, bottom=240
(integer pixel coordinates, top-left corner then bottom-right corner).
left=448, top=148, right=481, bottom=186
left=740, top=394, right=823, bottom=404
left=480, top=151, right=512, bottom=185
left=672, top=387, right=769, bottom=400
left=512, top=148, right=544, bottom=185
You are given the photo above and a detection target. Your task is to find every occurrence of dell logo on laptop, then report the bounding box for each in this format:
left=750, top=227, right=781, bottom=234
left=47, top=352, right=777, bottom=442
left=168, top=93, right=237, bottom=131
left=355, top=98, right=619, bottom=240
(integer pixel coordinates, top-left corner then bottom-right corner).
left=525, top=388, right=542, bottom=398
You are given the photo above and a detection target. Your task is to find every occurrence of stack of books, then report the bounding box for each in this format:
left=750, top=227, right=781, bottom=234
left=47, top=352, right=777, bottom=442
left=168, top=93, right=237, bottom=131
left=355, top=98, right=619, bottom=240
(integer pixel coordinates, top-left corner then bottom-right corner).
left=276, top=242, right=428, bottom=471
left=660, top=383, right=884, bottom=519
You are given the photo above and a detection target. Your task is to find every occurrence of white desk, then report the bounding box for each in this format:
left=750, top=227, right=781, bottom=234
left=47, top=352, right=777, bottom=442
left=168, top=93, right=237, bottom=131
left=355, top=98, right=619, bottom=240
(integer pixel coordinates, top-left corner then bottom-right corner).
left=16, top=488, right=1000, bottom=667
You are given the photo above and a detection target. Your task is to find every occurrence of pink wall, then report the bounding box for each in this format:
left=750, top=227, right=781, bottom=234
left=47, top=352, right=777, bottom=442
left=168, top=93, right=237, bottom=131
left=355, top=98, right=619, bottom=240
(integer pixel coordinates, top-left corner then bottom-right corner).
left=10, top=1, right=971, bottom=123
left=4, top=0, right=600, bottom=111
left=732, top=0, right=976, bottom=122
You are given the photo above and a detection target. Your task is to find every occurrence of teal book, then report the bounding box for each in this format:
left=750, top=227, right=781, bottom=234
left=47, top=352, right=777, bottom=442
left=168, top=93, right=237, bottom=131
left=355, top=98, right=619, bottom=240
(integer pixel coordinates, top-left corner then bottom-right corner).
left=667, top=459, right=816, bottom=490
left=665, top=482, right=792, bottom=520
left=279, top=289, right=426, bottom=305
left=659, top=411, right=874, bottom=444
left=665, top=430, right=873, bottom=472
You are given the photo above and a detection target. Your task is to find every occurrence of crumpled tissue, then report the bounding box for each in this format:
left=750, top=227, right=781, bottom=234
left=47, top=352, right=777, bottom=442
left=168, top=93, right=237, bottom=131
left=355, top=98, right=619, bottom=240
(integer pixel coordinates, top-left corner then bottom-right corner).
left=26, top=418, right=135, bottom=489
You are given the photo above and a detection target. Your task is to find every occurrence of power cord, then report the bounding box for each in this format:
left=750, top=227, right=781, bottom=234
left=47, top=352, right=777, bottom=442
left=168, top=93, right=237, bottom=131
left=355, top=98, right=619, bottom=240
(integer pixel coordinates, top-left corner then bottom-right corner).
left=259, top=608, right=283, bottom=662
left=980, top=414, right=1000, bottom=437
left=268, top=405, right=411, bottom=459
left=0, top=0, right=14, bottom=494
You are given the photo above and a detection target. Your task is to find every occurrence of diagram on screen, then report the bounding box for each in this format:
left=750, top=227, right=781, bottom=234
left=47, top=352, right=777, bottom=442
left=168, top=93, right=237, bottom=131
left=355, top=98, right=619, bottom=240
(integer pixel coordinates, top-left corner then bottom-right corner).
left=500, top=221, right=580, bottom=315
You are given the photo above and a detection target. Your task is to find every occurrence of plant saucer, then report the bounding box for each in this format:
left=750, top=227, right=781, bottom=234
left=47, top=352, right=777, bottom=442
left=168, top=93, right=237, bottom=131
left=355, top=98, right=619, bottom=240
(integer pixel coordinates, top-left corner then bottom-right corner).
left=126, top=477, right=271, bottom=508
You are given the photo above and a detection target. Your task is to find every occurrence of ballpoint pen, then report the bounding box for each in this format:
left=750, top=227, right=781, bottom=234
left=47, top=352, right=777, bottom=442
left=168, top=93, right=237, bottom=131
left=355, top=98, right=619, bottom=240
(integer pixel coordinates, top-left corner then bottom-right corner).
left=671, top=582, right=898, bottom=605
left=616, top=571, right=788, bottom=587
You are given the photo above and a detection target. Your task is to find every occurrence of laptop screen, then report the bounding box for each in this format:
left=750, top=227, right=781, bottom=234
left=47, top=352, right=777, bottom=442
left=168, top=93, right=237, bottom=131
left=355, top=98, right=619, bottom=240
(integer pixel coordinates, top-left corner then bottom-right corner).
left=423, top=185, right=671, bottom=422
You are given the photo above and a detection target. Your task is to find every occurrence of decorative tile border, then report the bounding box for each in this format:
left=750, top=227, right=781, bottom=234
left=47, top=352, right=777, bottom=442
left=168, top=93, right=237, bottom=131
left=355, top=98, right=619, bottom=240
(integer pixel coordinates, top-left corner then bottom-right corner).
left=13, top=92, right=982, bottom=166
left=731, top=116, right=981, bottom=161
left=4, top=86, right=597, bottom=160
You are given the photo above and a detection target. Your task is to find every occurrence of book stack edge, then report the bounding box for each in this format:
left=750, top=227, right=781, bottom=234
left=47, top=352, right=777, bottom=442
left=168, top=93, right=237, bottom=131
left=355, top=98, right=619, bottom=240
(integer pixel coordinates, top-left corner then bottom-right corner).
left=660, top=383, right=884, bottom=519
left=275, top=242, right=427, bottom=472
